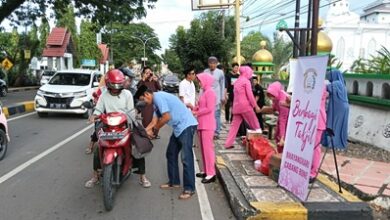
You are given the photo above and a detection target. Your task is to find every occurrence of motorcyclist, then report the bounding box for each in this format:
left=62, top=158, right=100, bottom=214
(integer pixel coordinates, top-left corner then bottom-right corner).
left=84, top=69, right=151, bottom=188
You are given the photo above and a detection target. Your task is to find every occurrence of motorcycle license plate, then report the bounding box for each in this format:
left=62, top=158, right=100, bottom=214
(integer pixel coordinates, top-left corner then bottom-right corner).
left=100, top=132, right=125, bottom=140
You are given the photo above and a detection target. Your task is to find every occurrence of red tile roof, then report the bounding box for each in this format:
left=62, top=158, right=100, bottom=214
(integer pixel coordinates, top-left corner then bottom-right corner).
left=42, top=27, right=72, bottom=57
left=98, top=44, right=110, bottom=64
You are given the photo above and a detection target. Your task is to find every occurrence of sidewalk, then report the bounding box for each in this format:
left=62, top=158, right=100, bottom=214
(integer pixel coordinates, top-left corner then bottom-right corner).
left=215, top=122, right=374, bottom=220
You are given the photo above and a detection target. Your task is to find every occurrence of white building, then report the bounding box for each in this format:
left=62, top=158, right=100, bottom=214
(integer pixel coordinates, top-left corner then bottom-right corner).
left=325, top=0, right=390, bottom=71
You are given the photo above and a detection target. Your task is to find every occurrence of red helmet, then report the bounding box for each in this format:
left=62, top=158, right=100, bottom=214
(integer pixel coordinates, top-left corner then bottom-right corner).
left=105, top=69, right=125, bottom=94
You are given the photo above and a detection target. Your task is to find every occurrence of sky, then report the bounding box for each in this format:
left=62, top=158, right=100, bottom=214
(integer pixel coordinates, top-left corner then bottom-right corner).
left=0, top=0, right=379, bottom=55
left=137, top=0, right=378, bottom=55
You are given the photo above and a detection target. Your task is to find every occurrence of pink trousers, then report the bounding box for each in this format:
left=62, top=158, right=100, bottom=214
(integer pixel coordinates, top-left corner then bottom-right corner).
left=310, top=130, right=324, bottom=178
left=198, top=130, right=216, bottom=176
left=225, top=111, right=260, bottom=148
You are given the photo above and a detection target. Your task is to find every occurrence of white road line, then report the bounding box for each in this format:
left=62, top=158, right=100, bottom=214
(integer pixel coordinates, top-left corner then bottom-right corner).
left=7, top=112, right=36, bottom=122
left=193, top=151, right=215, bottom=220
left=0, top=124, right=94, bottom=185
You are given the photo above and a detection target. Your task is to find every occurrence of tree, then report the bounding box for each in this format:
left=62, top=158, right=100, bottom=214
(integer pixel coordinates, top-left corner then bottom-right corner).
left=168, top=11, right=236, bottom=74
left=351, top=46, right=390, bottom=74
left=271, top=33, right=292, bottom=74
left=239, top=31, right=270, bottom=63
left=1, top=0, right=157, bottom=27
left=79, top=20, right=101, bottom=63
left=55, top=4, right=79, bottom=65
left=102, top=22, right=161, bottom=68
left=162, top=48, right=182, bottom=74
left=37, top=17, right=50, bottom=55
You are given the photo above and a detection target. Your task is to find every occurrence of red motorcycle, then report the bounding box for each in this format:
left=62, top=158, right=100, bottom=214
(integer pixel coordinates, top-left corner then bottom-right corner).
left=95, top=110, right=132, bottom=211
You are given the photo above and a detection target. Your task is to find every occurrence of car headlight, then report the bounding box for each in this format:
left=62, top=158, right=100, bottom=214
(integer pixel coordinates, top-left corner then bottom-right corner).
left=73, top=91, right=87, bottom=98
left=163, top=82, right=167, bottom=86
left=37, top=89, right=46, bottom=96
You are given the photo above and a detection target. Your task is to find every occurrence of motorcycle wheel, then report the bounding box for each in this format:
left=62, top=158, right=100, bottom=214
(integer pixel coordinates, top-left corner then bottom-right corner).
left=102, top=163, right=116, bottom=211
left=0, top=129, right=7, bottom=160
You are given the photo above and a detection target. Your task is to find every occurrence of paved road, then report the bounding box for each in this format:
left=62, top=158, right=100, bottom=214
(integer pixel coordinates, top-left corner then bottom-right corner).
left=0, top=112, right=234, bottom=220
left=0, top=89, right=38, bottom=107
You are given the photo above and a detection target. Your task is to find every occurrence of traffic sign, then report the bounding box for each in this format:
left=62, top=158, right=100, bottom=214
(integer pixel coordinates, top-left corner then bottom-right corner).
left=1, top=58, right=13, bottom=70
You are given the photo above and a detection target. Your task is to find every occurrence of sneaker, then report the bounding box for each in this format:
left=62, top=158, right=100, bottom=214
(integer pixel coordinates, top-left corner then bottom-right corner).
left=139, top=177, right=151, bottom=188
left=84, top=176, right=99, bottom=188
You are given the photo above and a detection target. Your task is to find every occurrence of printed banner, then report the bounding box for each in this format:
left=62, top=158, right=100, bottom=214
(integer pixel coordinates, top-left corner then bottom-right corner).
left=278, top=56, right=328, bottom=201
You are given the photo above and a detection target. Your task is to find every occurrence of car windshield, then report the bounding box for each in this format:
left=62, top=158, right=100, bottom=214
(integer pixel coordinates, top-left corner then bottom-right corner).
left=165, top=75, right=179, bottom=82
left=42, top=71, right=56, bottom=76
left=49, top=73, right=91, bottom=86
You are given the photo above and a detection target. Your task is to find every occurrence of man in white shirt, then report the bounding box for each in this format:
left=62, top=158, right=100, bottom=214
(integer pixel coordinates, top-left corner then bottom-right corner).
left=179, top=67, right=196, bottom=109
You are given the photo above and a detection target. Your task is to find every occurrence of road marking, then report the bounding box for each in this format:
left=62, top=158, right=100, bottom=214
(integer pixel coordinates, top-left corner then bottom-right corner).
left=7, top=112, right=36, bottom=122
left=193, top=152, right=215, bottom=220
left=0, top=124, right=94, bottom=185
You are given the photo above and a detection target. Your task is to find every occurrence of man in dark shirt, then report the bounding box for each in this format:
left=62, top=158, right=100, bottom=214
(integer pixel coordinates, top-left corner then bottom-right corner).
left=225, top=63, right=239, bottom=123
left=252, top=77, right=265, bottom=130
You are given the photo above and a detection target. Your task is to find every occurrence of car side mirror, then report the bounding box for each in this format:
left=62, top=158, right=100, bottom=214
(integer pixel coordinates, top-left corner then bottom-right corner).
left=93, top=82, right=99, bottom=87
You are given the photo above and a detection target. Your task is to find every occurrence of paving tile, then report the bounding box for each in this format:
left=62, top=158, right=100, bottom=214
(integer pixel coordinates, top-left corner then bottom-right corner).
left=339, top=173, right=355, bottom=183
left=354, top=177, right=386, bottom=188
left=363, top=167, right=390, bottom=181
left=241, top=161, right=263, bottom=176
left=306, top=188, right=341, bottom=202
left=383, top=188, right=390, bottom=196
left=242, top=176, right=278, bottom=187
left=354, top=184, right=380, bottom=195
left=370, top=161, right=390, bottom=170
left=251, top=188, right=296, bottom=202
left=225, top=153, right=252, bottom=161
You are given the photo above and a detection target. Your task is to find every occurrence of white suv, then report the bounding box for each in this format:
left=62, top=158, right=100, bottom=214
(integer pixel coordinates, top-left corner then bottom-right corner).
left=35, top=69, right=102, bottom=118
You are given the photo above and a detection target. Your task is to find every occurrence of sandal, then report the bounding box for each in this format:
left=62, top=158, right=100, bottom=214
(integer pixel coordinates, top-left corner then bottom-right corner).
left=85, top=147, right=93, bottom=154
left=178, top=190, right=195, bottom=200
left=160, top=183, right=181, bottom=189
left=84, top=176, right=99, bottom=188
left=139, top=177, right=152, bottom=188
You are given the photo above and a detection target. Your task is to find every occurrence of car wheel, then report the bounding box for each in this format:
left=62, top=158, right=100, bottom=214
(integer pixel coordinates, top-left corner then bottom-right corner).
left=0, top=86, right=7, bottom=97
left=0, top=129, right=8, bottom=160
left=82, top=109, right=91, bottom=119
left=37, top=112, right=48, bottom=118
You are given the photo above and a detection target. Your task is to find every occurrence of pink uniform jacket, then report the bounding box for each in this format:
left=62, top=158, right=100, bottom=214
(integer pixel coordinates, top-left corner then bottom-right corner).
left=267, top=81, right=290, bottom=142
left=194, top=73, right=216, bottom=131
left=232, top=66, right=257, bottom=114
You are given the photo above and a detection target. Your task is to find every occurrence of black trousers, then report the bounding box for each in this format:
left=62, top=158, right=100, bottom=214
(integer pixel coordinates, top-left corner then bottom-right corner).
left=256, top=113, right=264, bottom=130
left=225, top=100, right=232, bottom=122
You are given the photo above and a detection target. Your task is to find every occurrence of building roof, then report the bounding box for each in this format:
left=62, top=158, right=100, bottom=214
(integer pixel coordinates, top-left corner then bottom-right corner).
left=42, top=27, right=73, bottom=57
left=98, top=44, right=110, bottom=64
left=363, top=0, right=390, bottom=13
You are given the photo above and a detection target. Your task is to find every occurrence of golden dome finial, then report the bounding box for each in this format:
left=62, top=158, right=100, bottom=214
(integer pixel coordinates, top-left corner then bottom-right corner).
left=260, top=41, right=267, bottom=49
left=252, top=41, right=273, bottom=63
left=318, top=18, right=324, bottom=27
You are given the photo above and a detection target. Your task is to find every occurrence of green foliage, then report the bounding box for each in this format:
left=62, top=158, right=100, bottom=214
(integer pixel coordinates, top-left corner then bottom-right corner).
left=161, top=49, right=182, bottom=74
left=1, top=0, right=157, bottom=28
left=102, top=22, right=161, bottom=68
left=37, top=17, right=50, bottom=55
left=79, top=20, right=101, bottom=64
left=239, top=31, right=270, bottom=62
left=167, top=11, right=236, bottom=74
left=271, top=33, right=292, bottom=74
left=351, top=46, right=390, bottom=74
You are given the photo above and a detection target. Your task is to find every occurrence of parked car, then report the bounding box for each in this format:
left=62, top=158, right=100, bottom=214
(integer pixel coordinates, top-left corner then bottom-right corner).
left=34, top=69, right=102, bottom=118
left=162, top=74, right=180, bottom=93
left=0, top=79, right=7, bottom=97
left=40, top=70, right=56, bottom=85
left=0, top=103, right=9, bottom=160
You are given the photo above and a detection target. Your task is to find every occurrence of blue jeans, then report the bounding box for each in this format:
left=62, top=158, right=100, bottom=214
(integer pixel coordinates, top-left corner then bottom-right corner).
left=215, top=107, right=221, bottom=136
left=166, top=125, right=197, bottom=192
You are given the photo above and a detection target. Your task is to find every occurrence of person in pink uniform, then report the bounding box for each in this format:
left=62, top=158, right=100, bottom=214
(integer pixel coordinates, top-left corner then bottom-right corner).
left=224, top=66, right=261, bottom=149
left=192, top=73, right=217, bottom=183
left=260, top=81, right=290, bottom=153
left=310, top=84, right=328, bottom=183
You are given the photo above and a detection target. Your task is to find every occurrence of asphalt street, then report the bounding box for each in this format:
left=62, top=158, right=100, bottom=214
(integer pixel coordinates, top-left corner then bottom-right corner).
left=0, top=89, right=37, bottom=106
left=0, top=110, right=235, bottom=220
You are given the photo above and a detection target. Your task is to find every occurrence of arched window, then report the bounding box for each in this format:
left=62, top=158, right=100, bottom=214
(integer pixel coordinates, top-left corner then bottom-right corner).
left=336, top=37, right=345, bottom=60
left=382, top=83, right=390, bottom=99
left=367, top=39, right=377, bottom=58
left=353, top=80, right=359, bottom=95
left=366, top=81, right=373, bottom=97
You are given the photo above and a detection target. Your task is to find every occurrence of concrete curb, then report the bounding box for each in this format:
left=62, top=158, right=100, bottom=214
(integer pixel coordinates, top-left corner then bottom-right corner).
left=8, top=86, right=39, bottom=93
left=2, top=101, right=35, bottom=118
left=215, top=146, right=373, bottom=220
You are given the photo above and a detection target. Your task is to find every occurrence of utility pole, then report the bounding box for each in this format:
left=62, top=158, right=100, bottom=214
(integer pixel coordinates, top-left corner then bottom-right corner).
left=221, top=10, right=225, bottom=39
left=235, top=0, right=241, bottom=65
left=293, top=0, right=301, bottom=58
left=310, top=0, right=320, bottom=56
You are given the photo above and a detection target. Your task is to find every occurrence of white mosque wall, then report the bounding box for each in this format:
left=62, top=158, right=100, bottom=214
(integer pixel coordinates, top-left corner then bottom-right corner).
left=348, top=104, right=390, bottom=151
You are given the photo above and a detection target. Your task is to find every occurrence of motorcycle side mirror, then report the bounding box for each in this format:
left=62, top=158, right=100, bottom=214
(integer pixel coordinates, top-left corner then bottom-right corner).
left=82, top=101, right=94, bottom=109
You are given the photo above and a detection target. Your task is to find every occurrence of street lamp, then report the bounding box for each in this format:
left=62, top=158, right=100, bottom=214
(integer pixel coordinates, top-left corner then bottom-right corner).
left=131, top=36, right=158, bottom=67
